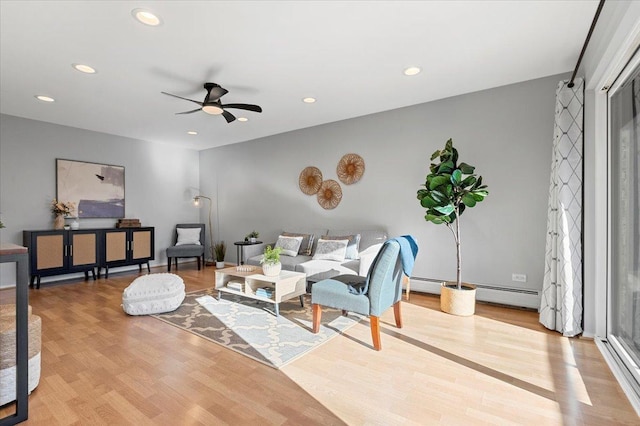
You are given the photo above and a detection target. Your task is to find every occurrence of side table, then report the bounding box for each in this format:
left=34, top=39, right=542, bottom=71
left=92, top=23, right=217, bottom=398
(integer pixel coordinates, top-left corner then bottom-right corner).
left=233, top=241, right=262, bottom=265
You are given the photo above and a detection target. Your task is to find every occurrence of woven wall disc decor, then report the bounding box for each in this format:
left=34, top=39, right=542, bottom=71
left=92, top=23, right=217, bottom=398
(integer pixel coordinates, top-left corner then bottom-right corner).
left=337, top=153, right=365, bottom=185
left=317, top=179, right=342, bottom=210
left=299, top=166, right=323, bottom=195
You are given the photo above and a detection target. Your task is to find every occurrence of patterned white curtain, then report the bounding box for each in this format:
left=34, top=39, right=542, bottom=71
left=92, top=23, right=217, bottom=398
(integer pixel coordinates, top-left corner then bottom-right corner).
left=539, top=78, right=584, bottom=337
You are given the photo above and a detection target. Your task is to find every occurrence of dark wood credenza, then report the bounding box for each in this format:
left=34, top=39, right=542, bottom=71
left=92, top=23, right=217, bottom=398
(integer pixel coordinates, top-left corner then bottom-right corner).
left=23, top=227, right=154, bottom=288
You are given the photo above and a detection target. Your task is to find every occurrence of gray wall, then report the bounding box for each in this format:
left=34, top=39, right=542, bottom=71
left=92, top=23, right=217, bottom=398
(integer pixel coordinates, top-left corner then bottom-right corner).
left=0, top=114, right=200, bottom=287
left=200, top=74, right=564, bottom=298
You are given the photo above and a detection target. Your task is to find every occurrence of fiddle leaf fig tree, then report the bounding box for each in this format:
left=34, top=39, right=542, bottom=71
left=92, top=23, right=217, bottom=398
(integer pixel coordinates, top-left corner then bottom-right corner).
left=417, top=138, right=488, bottom=290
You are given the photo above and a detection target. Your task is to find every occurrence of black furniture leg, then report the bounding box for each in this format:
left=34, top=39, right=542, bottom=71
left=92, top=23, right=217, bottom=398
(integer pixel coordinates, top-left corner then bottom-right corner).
left=36, top=276, right=41, bottom=289
left=84, top=271, right=89, bottom=281
left=146, top=262, right=150, bottom=273
left=91, top=268, right=96, bottom=280
left=168, top=257, right=172, bottom=272
left=197, top=257, right=201, bottom=270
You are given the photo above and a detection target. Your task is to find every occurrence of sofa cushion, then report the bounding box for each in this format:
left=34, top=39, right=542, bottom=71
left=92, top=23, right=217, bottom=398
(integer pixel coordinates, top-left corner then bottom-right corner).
left=296, top=259, right=359, bottom=283
left=281, top=231, right=314, bottom=256
left=321, top=234, right=360, bottom=259
left=313, top=239, right=349, bottom=261
left=280, top=254, right=312, bottom=271
left=275, top=235, right=303, bottom=257
left=329, top=229, right=387, bottom=251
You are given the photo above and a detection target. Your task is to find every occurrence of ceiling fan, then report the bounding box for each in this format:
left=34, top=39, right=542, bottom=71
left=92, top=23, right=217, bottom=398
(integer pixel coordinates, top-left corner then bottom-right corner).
left=161, top=82, right=262, bottom=123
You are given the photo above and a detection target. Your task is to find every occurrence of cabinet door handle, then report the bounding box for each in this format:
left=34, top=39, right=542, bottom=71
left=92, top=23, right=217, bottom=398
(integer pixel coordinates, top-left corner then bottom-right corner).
left=70, top=245, right=73, bottom=257
left=64, top=245, right=68, bottom=257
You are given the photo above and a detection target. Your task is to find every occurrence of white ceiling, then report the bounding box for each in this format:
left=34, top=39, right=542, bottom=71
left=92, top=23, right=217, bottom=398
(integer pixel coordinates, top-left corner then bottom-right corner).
left=0, top=1, right=599, bottom=151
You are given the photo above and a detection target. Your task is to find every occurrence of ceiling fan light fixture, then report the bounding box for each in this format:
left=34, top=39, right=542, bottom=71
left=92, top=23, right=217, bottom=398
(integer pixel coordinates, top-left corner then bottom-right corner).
left=403, top=66, right=421, bottom=76
left=35, top=95, right=55, bottom=102
left=237, top=117, right=248, bottom=122
left=187, top=131, right=198, bottom=135
left=202, top=105, right=224, bottom=115
left=132, top=8, right=162, bottom=26
left=303, top=97, right=316, bottom=103
left=72, top=63, right=96, bottom=74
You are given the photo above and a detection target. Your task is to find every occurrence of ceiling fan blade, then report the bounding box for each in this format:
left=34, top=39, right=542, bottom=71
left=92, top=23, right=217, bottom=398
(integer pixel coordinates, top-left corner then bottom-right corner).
left=222, top=110, right=236, bottom=123
left=208, top=86, right=228, bottom=101
left=175, top=108, right=202, bottom=115
left=203, top=83, right=228, bottom=103
left=222, top=103, right=262, bottom=113
left=161, top=92, right=202, bottom=106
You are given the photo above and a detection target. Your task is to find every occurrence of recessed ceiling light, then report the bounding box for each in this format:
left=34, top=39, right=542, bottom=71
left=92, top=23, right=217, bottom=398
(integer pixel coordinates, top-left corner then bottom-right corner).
left=237, top=117, right=248, bottom=122
left=302, top=97, right=316, bottom=103
left=35, top=95, right=55, bottom=102
left=72, top=64, right=96, bottom=74
left=131, top=8, right=162, bottom=26
left=187, top=131, right=198, bottom=135
left=403, top=66, right=421, bottom=76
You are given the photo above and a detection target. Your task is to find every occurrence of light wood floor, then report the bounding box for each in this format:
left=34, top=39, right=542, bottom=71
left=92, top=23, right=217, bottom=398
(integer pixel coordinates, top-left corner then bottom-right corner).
left=1, top=263, right=638, bottom=425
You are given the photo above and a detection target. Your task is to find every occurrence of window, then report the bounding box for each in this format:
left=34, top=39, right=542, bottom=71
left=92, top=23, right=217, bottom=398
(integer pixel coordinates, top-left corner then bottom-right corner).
left=608, top=51, right=640, bottom=389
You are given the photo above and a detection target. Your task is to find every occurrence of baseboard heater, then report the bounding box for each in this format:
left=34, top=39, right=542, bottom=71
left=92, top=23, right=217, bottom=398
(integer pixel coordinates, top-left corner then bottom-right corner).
left=408, top=276, right=540, bottom=310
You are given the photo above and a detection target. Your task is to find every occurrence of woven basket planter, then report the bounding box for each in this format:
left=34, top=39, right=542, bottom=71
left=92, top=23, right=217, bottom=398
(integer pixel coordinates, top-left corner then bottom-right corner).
left=440, top=282, right=476, bottom=316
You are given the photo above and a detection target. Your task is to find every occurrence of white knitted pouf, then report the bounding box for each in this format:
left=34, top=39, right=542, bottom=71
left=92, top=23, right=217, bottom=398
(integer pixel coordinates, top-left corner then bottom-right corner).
left=0, top=308, right=41, bottom=406
left=122, top=273, right=185, bottom=315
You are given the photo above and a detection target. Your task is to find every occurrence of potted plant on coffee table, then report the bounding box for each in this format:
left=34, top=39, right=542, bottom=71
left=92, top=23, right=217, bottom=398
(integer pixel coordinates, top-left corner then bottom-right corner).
left=260, top=245, right=282, bottom=277
left=417, top=138, right=488, bottom=316
left=214, top=241, right=226, bottom=269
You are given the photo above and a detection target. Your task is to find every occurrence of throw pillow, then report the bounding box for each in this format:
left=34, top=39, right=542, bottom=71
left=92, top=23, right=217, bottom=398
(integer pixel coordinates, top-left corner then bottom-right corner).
left=281, top=231, right=314, bottom=256
left=312, top=239, right=349, bottom=262
left=322, top=234, right=361, bottom=259
left=275, top=235, right=304, bottom=257
left=176, top=227, right=201, bottom=246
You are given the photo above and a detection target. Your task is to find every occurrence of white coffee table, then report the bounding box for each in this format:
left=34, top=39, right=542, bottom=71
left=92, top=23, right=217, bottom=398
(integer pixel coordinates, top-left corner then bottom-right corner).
left=214, top=266, right=306, bottom=316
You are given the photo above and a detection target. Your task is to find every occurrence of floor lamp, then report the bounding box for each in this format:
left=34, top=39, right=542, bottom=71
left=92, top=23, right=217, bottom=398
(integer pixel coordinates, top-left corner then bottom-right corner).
left=193, top=195, right=214, bottom=263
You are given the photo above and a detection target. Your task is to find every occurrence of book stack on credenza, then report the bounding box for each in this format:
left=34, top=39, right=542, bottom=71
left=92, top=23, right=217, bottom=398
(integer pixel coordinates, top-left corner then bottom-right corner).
left=116, top=218, right=141, bottom=228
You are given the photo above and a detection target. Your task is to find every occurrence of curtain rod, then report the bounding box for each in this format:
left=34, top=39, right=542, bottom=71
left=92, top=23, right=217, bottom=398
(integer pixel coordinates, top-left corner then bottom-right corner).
left=568, top=0, right=606, bottom=88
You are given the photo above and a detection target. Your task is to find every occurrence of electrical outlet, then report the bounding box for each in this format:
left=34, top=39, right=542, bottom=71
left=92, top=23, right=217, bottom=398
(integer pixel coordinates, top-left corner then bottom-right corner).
left=512, top=273, right=527, bottom=283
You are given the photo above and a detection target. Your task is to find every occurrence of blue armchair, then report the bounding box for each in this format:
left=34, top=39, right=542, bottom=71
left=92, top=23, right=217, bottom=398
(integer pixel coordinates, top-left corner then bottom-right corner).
left=311, top=237, right=416, bottom=350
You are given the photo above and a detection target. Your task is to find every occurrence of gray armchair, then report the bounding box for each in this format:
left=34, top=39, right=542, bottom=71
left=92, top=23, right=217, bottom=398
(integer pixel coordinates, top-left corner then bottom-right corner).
left=166, top=223, right=205, bottom=271
left=311, top=238, right=416, bottom=350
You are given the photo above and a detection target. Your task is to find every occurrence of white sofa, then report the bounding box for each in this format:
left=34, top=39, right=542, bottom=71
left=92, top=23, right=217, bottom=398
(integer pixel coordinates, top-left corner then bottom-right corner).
left=243, top=228, right=387, bottom=290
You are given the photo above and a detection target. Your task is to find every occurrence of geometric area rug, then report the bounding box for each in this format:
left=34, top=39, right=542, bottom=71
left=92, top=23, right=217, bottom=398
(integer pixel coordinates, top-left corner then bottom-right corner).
left=152, top=288, right=363, bottom=369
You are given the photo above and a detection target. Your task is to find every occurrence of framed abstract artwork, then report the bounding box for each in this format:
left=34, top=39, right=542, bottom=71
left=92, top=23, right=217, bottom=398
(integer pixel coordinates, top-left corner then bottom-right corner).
left=56, top=159, right=125, bottom=218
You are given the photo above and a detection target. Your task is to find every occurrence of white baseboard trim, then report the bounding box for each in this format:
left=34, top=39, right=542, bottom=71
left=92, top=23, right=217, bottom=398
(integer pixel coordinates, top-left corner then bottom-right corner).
left=408, top=277, right=540, bottom=310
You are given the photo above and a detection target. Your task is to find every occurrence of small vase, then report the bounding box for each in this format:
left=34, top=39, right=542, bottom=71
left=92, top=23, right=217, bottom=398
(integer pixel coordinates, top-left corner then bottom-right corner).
left=70, top=218, right=80, bottom=230
left=262, top=262, right=281, bottom=277
left=54, top=215, right=65, bottom=230
left=215, top=261, right=225, bottom=269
